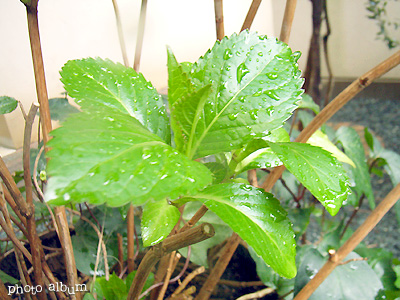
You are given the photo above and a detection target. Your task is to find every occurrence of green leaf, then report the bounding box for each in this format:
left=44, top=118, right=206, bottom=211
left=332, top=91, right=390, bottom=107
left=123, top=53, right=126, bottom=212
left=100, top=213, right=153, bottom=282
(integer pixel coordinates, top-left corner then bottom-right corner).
left=97, top=274, right=127, bottom=300
left=82, top=294, right=96, bottom=300
left=394, top=265, right=400, bottom=289
left=337, top=127, right=375, bottom=209
left=141, top=200, right=180, bottom=247
left=0, top=270, right=19, bottom=284
left=45, top=106, right=212, bottom=206
left=183, top=183, right=297, bottom=278
left=169, top=31, right=303, bottom=159
left=61, top=57, right=170, bottom=142
left=47, top=97, right=80, bottom=122
left=365, top=127, right=375, bottom=152
left=269, top=142, right=350, bottom=216
left=295, top=249, right=383, bottom=300
left=297, top=93, right=320, bottom=114
left=0, top=96, right=18, bottom=115
left=204, top=162, right=229, bottom=184
left=307, top=130, right=355, bottom=168
left=379, top=149, right=400, bottom=186
left=125, top=271, right=154, bottom=296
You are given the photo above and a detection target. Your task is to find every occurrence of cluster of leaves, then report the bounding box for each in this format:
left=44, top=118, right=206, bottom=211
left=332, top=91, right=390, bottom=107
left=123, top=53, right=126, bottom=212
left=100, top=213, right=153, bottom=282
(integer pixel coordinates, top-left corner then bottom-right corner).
left=44, top=30, right=355, bottom=285
left=366, top=0, right=400, bottom=48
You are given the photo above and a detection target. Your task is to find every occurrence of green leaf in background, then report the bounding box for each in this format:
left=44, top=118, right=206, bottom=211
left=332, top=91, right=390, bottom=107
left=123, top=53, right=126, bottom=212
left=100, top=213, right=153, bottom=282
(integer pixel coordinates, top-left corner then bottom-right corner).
left=294, top=249, right=383, bottom=300
left=60, top=58, right=170, bottom=143
left=182, top=183, right=297, bottom=278
left=141, top=200, right=180, bottom=247
left=97, top=274, right=127, bottom=300
left=307, top=130, right=355, bottom=168
left=47, top=97, right=80, bottom=122
left=0, top=96, right=18, bottom=115
left=336, top=126, right=375, bottom=209
left=179, top=201, right=233, bottom=267
left=0, top=270, right=19, bottom=284
left=45, top=106, right=212, bottom=206
left=204, top=162, right=229, bottom=184
left=169, top=31, right=303, bottom=159
left=269, top=142, right=350, bottom=216
left=297, top=93, right=320, bottom=114
left=125, top=271, right=154, bottom=296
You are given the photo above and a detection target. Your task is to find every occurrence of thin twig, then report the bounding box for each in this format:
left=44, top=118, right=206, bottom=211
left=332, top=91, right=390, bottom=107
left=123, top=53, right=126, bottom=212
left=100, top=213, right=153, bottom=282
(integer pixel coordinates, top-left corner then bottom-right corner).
left=92, top=225, right=105, bottom=284
left=294, top=183, right=400, bottom=299
left=321, top=0, right=334, bottom=108
left=172, top=266, right=205, bottom=297
left=157, top=252, right=181, bottom=300
left=133, top=0, right=148, bottom=71
left=241, top=0, right=262, bottom=32
left=214, top=0, right=225, bottom=41
left=117, top=233, right=124, bottom=275
left=236, top=287, right=274, bottom=300
left=112, top=0, right=129, bottom=67
left=127, top=205, right=135, bottom=272
left=0, top=277, right=12, bottom=300
left=279, top=0, right=298, bottom=44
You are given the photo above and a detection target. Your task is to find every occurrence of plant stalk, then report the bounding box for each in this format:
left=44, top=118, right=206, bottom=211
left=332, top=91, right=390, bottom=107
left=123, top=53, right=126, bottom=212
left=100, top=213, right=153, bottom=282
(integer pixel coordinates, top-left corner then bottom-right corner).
left=133, top=0, right=148, bottom=71
left=214, top=0, right=225, bottom=40
left=112, top=0, right=129, bottom=67
left=23, top=1, right=80, bottom=297
left=279, top=0, right=298, bottom=44
left=241, top=0, right=262, bottom=32
left=127, top=205, right=136, bottom=272
left=294, top=183, right=400, bottom=299
left=261, top=49, right=400, bottom=191
left=128, top=223, right=215, bottom=300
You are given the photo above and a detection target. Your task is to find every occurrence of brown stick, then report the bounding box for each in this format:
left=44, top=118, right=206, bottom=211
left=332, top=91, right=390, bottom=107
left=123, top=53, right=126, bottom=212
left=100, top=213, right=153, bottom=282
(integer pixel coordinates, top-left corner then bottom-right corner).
left=23, top=103, right=46, bottom=300
left=128, top=223, right=215, bottom=300
left=214, top=0, right=225, bottom=41
left=127, top=205, right=135, bottom=273
left=195, top=233, right=241, bottom=300
left=279, top=0, right=298, bottom=44
left=261, top=49, right=400, bottom=191
left=0, top=277, right=12, bottom=300
left=241, top=0, right=262, bottom=32
left=112, top=0, right=129, bottom=67
left=157, top=252, right=181, bottom=300
left=24, top=2, right=79, bottom=297
left=1, top=184, right=27, bottom=228
left=133, top=0, right=148, bottom=71
left=179, top=205, right=209, bottom=233
left=117, top=233, right=124, bottom=275
left=172, top=266, right=205, bottom=297
left=294, top=183, right=400, bottom=299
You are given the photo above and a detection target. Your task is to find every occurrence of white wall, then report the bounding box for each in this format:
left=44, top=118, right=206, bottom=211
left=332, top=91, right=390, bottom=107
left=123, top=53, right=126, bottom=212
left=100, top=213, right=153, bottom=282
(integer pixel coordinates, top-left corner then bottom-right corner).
left=0, top=0, right=274, bottom=150
left=271, top=0, right=400, bottom=80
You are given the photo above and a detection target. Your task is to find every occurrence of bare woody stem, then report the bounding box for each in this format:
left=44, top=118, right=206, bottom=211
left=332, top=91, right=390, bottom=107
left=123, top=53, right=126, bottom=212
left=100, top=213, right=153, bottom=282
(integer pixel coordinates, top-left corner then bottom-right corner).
left=133, top=0, right=148, bottom=71
left=214, top=0, right=225, bottom=41
left=261, top=49, right=400, bottom=191
left=279, top=0, right=298, bottom=44
left=294, top=183, right=400, bottom=300
left=112, top=0, right=129, bottom=67
left=241, top=0, right=262, bottom=32
left=23, top=1, right=79, bottom=298
left=0, top=277, right=12, bottom=300
left=128, top=223, right=215, bottom=300
left=23, top=103, right=46, bottom=300
left=127, top=205, right=136, bottom=273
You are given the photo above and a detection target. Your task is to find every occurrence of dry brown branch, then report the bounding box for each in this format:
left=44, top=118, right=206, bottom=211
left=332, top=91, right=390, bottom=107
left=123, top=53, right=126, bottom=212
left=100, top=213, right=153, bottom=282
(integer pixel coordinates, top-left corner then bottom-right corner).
left=127, top=205, right=135, bottom=272
left=241, top=0, right=262, bottom=31
left=172, top=266, right=205, bottom=297
left=133, top=0, right=148, bottom=71
left=117, top=233, right=124, bottom=275
left=22, top=1, right=79, bottom=297
left=236, top=287, right=274, bottom=300
left=279, top=0, right=298, bottom=44
left=261, top=49, right=400, bottom=191
left=247, top=169, right=259, bottom=187
left=294, top=183, right=400, bottom=299
left=23, top=103, right=46, bottom=300
left=112, top=0, right=129, bottom=67
left=195, top=233, right=241, bottom=300
left=157, top=252, right=181, bottom=300
left=128, top=223, right=215, bottom=300
left=214, top=0, right=225, bottom=40
left=0, top=277, right=12, bottom=300
left=1, top=184, right=27, bottom=228
left=179, top=205, right=209, bottom=233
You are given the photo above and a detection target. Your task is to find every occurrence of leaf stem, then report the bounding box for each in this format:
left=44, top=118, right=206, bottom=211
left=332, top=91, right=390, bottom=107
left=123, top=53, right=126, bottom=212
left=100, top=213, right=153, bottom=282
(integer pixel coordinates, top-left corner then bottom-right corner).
left=293, top=183, right=400, bottom=300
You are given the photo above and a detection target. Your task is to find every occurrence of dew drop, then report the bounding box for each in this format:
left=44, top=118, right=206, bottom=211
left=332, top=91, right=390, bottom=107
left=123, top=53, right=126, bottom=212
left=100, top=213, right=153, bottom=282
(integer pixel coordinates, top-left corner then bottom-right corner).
left=292, top=51, right=301, bottom=62
left=237, top=63, right=250, bottom=84
left=267, top=72, right=278, bottom=80
left=228, top=113, right=238, bottom=121
left=223, top=49, right=233, bottom=60
left=249, top=110, right=258, bottom=120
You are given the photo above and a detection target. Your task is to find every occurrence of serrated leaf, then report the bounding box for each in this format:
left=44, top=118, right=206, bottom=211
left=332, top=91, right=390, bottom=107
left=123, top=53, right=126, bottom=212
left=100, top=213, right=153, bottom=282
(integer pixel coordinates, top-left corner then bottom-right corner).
left=297, top=93, right=320, bottom=114
left=169, top=31, right=303, bottom=159
left=97, top=274, right=127, bottom=300
left=336, top=127, right=375, bottom=209
left=61, top=57, right=170, bottom=142
left=308, top=130, right=355, bottom=168
left=269, top=142, right=350, bottom=216
left=47, top=97, right=80, bottom=122
left=141, top=200, right=180, bottom=247
left=45, top=106, right=212, bottom=206
left=295, top=249, right=383, bottom=300
left=0, top=96, right=18, bottom=115
left=183, top=183, right=297, bottom=278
